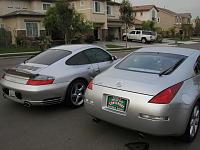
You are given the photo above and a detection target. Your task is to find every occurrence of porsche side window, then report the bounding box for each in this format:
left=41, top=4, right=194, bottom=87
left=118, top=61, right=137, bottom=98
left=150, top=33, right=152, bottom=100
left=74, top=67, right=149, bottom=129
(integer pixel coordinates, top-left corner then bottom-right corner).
left=66, top=52, right=90, bottom=65
left=194, top=56, right=200, bottom=74
left=84, top=48, right=112, bottom=63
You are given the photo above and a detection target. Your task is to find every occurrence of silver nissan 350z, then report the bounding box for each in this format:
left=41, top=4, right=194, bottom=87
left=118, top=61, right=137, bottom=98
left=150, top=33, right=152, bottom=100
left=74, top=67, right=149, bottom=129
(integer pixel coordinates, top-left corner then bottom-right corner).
left=84, top=47, right=200, bottom=142
left=0, top=44, right=118, bottom=107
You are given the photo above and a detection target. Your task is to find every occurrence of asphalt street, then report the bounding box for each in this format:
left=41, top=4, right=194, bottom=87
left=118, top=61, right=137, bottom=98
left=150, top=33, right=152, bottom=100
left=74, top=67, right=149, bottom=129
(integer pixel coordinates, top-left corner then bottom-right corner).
left=0, top=44, right=200, bottom=150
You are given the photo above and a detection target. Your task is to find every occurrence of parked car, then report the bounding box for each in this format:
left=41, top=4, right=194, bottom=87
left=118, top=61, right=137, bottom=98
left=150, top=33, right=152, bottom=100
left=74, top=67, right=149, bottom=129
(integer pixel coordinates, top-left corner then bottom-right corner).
left=85, top=47, right=200, bottom=142
left=0, top=44, right=118, bottom=107
left=122, top=30, right=157, bottom=43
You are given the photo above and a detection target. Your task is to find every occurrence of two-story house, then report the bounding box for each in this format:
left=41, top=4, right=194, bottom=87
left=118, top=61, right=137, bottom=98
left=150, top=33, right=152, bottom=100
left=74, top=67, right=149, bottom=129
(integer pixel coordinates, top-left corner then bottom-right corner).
left=156, top=7, right=178, bottom=31
left=0, top=0, right=123, bottom=44
left=0, top=0, right=54, bottom=44
left=177, top=13, right=192, bottom=24
left=133, top=5, right=159, bottom=22
left=156, top=7, right=192, bottom=32
left=71, top=0, right=122, bottom=41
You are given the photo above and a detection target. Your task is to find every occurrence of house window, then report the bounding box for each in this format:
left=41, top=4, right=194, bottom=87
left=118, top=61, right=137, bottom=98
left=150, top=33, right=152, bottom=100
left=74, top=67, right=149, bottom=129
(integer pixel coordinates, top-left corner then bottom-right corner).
left=71, top=2, right=75, bottom=8
left=157, top=17, right=160, bottom=23
left=0, top=24, right=4, bottom=29
left=94, top=1, right=101, bottom=13
left=43, top=3, right=51, bottom=10
left=140, top=12, right=143, bottom=16
left=152, top=10, right=156, bottom=20
left=107, top=5, right=112, bottom=15
left=187, top=18, right=190, bottom=24
left=26, top=22, right=39, bottom=37
left=80, top=0, right=84, bottom=6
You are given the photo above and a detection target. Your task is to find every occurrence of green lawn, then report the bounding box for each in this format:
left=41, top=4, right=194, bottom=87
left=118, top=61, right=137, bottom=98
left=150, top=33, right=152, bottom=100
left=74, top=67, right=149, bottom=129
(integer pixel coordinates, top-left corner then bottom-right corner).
left=0, top=46, right=39, bottom=54
left=106, top=44, right=125, bottom=48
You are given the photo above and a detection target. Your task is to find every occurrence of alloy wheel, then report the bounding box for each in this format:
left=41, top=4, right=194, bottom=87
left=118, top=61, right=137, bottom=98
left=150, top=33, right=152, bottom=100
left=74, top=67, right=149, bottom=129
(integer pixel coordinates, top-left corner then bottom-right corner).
left=70, top=82, right=86, bottom=106
left=190, top=105, right=200, bottom=138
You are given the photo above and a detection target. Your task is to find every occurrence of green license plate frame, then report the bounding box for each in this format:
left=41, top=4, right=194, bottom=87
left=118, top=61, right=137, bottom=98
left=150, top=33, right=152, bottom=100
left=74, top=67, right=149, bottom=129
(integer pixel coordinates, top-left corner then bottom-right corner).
left=107, top=95, right=128, bottom=112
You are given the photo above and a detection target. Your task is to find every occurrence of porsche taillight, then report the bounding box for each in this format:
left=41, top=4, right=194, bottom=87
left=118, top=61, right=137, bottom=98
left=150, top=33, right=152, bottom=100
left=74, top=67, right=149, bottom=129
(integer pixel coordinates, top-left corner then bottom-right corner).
left=26, top=75, right=54, bottom=86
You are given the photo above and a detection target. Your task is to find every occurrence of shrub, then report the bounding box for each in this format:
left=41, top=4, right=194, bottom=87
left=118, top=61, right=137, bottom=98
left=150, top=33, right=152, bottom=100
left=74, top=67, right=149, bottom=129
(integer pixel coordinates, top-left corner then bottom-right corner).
left=85, top=35, right=95, bottom=43
left=156, top=34, right=163, bottom=43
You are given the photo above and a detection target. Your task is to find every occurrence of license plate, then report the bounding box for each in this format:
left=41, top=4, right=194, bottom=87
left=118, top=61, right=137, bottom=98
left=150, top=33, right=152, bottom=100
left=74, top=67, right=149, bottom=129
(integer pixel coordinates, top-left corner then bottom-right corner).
left=9, top=90, right=16, bottom=97
left=107, top=95, right=128, bottom=112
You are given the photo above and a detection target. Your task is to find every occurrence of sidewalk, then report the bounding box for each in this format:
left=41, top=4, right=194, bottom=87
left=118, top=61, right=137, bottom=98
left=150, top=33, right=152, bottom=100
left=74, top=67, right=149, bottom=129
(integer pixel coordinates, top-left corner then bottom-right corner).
left=94, top=40, right=177, bottom=49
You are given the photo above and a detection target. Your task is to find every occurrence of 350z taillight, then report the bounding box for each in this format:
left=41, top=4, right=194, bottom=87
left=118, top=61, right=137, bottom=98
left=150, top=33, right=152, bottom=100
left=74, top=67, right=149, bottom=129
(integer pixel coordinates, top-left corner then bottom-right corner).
left=148, top=82, right=183, bottom=104
left=87, top=80, right=93, bottom=90
left=26, top=75, right=54, bottom=86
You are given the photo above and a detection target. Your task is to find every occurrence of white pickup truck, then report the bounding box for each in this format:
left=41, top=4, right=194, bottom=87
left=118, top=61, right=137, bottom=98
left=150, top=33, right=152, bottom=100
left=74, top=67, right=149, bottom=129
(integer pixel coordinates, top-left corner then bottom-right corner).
left=122, top=30, right=157, bottom=43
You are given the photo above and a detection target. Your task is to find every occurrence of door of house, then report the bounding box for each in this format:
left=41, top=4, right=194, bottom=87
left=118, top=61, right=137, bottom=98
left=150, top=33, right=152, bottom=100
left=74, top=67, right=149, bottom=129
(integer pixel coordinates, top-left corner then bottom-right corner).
left=94, top=28, right=99, bottom=41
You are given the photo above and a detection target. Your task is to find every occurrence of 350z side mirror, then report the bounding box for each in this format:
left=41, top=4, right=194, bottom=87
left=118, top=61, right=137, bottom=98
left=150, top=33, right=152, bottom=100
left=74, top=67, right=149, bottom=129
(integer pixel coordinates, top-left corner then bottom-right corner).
left=111, top=56, right=118, bottom=61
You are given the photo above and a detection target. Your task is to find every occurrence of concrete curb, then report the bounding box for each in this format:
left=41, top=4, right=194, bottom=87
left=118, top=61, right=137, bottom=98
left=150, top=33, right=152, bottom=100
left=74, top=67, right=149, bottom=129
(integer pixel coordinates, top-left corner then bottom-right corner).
left=0, top=44, right=176, bottom=58
left=0, top=48, right=139, bottom=58
left=0, top=51, right=40, bottom=58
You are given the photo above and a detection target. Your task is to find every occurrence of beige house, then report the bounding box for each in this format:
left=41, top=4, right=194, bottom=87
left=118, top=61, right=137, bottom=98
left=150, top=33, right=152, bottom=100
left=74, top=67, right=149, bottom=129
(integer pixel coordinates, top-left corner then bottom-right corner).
left=177, top=13, right=192, bottom=24
left=0, top=0, right=122, bottom=44
left=156, top=7, right=178, bottom=31
left=156, top=7, right=192, bottom=31
left=133, top=5, right=159, bottom=23
left=0, top=0, right=53, bottom=44
left=70, top=0, right=122, bottom=40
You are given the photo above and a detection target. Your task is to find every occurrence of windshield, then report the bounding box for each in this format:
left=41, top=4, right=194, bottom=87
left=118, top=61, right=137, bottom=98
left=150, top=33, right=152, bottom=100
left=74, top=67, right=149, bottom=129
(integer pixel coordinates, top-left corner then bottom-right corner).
left=116, top=52, right=187, bottom=74
left=142, top=31, right=156, bottom=35
left=27, top=49, right=72, bottom=65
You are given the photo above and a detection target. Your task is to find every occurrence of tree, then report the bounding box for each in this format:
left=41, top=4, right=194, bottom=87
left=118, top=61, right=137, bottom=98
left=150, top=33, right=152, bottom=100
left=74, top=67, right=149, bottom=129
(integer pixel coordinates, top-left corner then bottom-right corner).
left=195, top=16, right=200, bottom=36
left=181, top=24, right=193, bottom=40
left=119, top=0, right=134, bottom=48
left=43, top=0, right=92, bottom=44
left=142, top=20, right=156, bottom=31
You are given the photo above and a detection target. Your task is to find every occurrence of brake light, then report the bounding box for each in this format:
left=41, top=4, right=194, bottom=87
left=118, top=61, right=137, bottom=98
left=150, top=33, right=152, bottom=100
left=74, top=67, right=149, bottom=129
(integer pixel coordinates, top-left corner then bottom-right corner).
left=87, top=80, right=93, bottom=90
left=148, top=82, right=183, bottom=104
left=26, top=79, right=54, bottom=86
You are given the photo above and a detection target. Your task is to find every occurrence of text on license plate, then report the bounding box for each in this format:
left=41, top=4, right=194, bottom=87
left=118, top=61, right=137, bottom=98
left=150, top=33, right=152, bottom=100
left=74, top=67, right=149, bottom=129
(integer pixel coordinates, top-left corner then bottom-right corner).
left=107, top=95, right=128, bottom=112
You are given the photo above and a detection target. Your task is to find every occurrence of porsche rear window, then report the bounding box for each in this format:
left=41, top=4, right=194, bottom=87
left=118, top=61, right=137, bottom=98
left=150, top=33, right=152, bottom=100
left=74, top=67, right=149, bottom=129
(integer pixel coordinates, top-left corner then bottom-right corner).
left=27, top=49, right=72, bottom=65
left=116, top=52, right=187, bottom=74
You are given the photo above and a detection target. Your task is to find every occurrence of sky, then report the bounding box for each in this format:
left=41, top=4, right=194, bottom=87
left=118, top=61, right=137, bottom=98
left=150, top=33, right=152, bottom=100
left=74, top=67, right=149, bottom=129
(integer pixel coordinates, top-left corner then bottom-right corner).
left=115, top=0, right=200, bottom=18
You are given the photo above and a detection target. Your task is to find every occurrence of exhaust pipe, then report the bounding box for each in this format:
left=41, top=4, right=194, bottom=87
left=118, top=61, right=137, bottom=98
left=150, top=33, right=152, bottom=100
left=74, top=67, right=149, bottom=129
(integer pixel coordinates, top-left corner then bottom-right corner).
left=92, top=117, right=101, bottom=123
left=24, top=101, right=32, bottom=108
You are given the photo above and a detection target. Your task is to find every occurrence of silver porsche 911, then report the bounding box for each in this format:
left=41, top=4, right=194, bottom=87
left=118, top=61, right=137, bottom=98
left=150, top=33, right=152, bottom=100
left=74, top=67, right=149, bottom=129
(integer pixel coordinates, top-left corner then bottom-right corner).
left=0, top=44, right=118, bottom=107
left=85, top=47, right=200, bottom=142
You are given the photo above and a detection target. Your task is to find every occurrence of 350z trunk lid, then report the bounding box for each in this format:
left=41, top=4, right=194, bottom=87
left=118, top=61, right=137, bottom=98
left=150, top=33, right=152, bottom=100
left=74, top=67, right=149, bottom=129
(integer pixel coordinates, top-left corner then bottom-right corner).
left=94, top=69, right=180, bottom=96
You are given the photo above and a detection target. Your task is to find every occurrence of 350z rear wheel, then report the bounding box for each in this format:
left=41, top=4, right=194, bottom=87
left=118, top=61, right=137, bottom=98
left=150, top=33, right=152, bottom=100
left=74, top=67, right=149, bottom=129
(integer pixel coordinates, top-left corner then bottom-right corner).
left=182, top=101, right=200, bottom=142
left=65, top=79, right=87, bottom=108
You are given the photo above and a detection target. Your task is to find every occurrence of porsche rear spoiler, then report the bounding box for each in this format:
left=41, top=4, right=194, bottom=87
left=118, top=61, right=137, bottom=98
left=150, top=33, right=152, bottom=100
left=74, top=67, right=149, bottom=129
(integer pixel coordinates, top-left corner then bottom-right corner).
left=4, top=68, right=38, bottom=79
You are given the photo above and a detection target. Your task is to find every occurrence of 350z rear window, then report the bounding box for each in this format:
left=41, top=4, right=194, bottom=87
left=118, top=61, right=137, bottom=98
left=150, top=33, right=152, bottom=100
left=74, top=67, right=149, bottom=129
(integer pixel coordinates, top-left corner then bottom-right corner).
left=27, top=49, right=72, bottom=65
left=116, top=52, right=187, bottom=74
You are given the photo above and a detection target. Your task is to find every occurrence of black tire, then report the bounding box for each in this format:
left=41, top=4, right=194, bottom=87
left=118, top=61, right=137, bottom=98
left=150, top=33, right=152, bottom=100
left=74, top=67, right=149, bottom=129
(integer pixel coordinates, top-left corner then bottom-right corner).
left=182, top=101, right=200, bottom=142
left=65, top=79, right=88, bottom=108
left=141, top=38, right=147, bottom=44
